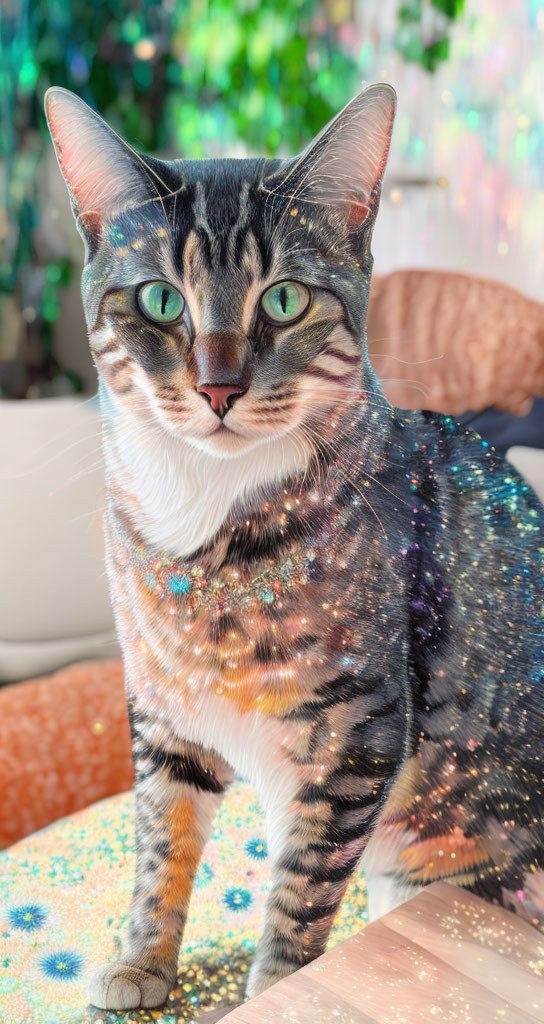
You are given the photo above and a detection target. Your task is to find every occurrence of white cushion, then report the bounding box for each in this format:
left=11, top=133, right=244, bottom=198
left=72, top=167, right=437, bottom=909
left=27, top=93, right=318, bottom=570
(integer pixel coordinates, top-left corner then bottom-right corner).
left=0, top=396, right=118, bottom=681
left=506, top=446, right=544, bottom=504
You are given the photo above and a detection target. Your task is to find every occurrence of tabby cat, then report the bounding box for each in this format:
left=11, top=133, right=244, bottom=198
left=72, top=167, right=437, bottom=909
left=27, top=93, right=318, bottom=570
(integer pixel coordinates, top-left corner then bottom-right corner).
left=46, top=84, right=544, bottom=1012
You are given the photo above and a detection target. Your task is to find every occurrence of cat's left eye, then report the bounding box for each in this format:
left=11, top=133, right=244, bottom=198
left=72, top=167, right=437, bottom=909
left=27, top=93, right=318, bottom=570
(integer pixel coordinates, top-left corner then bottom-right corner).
left=261, top=281, right=311, bottom=324
left=137, top=281, right=185, bottom=324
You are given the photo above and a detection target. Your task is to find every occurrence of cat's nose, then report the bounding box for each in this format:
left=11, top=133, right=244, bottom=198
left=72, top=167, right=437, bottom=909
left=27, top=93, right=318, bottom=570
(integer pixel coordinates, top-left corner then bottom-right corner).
left=196, top=383, right=247, bottom=417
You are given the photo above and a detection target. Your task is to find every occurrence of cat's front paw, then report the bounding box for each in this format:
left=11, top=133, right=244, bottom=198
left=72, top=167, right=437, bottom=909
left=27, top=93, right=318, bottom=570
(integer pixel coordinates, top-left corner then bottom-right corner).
left=89, top=962, right=170, bottom=1010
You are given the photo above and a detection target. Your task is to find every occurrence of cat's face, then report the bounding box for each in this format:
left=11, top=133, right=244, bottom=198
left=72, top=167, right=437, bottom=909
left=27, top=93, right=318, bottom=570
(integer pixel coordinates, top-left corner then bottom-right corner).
left=46, top=86, right=395, bottom=459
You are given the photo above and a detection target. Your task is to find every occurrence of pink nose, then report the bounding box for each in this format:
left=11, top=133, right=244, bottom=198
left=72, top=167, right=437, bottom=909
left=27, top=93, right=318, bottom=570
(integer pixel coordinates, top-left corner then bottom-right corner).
left=196, top=384, right=247, bottom=417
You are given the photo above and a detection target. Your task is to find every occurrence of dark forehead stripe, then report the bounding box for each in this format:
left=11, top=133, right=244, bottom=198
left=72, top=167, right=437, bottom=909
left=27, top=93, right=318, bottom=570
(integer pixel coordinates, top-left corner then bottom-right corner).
left=170, top=158, right=280, bottom=277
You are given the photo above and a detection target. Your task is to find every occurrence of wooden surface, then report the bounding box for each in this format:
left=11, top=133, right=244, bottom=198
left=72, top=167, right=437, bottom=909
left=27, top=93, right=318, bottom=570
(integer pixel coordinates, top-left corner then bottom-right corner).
left=218, top=881, right=544, bottom=1024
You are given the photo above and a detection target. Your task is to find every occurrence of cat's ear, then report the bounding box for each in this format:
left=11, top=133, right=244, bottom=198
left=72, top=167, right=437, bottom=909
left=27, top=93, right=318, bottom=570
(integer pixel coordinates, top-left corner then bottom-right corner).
left=45, top=87, right=162, bottom=240
left=275, top=83, right=396, bottom=230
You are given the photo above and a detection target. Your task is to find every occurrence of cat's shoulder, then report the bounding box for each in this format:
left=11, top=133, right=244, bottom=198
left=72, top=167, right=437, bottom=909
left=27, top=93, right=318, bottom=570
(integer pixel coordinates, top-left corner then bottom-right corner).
left=389, top=407, right=544, bottom=518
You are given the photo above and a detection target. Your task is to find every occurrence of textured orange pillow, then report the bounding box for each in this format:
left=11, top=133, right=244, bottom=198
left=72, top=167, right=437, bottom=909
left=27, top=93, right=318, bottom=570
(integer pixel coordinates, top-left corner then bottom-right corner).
left=0, top=659, right=132, bottom=846
left=368, top=269, right=544, bottom=416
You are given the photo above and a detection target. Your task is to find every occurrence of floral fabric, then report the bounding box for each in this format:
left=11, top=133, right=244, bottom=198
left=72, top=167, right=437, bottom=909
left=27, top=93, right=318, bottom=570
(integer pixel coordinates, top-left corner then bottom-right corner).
left=0, top=783, right=368, bottom=1023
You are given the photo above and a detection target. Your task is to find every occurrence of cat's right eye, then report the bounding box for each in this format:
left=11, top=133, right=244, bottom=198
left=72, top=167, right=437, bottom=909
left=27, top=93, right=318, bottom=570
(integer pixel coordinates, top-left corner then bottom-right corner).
left=137, top=281, right=185, bottom=324
left=260, top=281, right=311, bottom=325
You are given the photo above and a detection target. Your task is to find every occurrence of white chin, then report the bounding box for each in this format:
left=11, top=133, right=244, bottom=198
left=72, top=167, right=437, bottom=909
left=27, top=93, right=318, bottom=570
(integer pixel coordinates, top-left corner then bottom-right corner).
left=184, top=427, right=264, bottom=459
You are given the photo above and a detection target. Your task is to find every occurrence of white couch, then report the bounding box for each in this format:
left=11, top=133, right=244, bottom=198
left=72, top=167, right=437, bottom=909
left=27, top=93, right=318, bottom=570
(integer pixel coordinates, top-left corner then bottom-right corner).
left=0, top=396, right=118, bottom=682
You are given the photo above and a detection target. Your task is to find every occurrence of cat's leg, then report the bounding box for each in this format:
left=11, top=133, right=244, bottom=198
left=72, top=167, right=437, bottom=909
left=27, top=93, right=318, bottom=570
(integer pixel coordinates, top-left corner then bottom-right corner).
left=246, top=774, right=399, bottom=998
left=362, top=818, right=427, bottom=922
left=89, top=727, right=233, bottom=1010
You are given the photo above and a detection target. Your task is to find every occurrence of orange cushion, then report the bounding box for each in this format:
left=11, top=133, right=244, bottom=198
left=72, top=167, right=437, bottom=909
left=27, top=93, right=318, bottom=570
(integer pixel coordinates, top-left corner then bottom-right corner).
left=368, top=269, right=544, bottom=416
left=0, top=660, right=132, bottom=846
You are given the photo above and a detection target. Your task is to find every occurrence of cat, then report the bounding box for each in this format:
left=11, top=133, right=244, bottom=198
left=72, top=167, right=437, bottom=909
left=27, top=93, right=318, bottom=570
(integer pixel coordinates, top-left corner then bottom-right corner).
left=46, top=83, right=544, bottom=1012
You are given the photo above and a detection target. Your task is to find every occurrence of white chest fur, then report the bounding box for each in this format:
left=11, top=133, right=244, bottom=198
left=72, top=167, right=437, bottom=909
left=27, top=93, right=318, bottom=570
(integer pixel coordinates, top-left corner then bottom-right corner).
left=146, top=680, right=304, bottom=862
left=102, top=399, right=308, bottom=559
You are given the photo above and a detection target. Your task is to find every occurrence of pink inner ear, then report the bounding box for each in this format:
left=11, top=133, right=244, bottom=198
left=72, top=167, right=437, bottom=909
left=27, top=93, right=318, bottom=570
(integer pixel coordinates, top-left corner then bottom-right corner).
left=296, top=85, right=395, bottom=229
left=347, top=199, right=371, bottom=228
left=78, top=210, right=102, bottom=236
left=46, top=92, right=148, bottom=217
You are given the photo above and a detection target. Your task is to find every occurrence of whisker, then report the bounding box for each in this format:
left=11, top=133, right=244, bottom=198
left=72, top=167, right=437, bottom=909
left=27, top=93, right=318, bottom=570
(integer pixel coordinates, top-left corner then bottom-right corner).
left=369, top=350, right=445, bottom=367
left=381, top=377, right=431, bottom=397
left=346, top=477, right=388, bottom=536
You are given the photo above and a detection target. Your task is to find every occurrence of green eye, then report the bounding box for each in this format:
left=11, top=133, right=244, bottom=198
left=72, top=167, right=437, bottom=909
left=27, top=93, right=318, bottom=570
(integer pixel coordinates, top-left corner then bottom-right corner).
left=261, top=281, right=311, bottom=324
left=137, top=281, right=185, bottom=323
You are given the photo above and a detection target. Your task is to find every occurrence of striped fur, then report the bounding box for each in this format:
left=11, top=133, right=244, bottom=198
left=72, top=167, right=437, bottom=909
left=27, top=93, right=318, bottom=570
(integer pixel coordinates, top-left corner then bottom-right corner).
left=46, top=85, right=544, bottom=1011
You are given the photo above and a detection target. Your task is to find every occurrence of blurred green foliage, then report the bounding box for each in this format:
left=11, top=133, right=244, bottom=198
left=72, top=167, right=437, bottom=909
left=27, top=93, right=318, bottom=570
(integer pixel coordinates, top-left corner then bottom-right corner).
left=394, top=0, right=466, bottom=73
left=15, top=0, right=363, bottom=157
